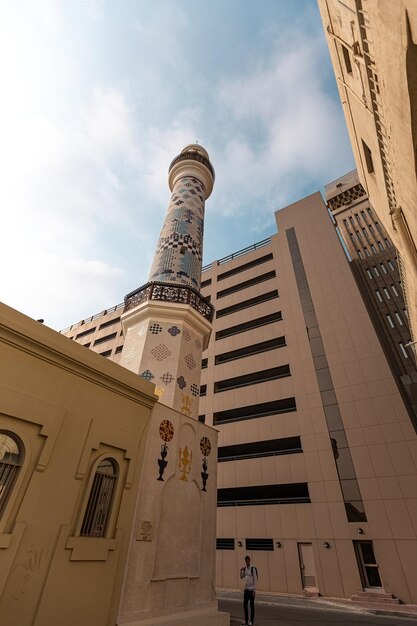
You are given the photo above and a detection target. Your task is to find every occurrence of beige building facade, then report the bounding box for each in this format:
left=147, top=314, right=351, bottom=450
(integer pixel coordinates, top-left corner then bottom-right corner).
left=63, top=190, right=417, bottom=604
left=0, top=296, right=224, bottom=626
left=0, top=302, right=154, bottom=625
left=317, top=0, right=417, bottom=347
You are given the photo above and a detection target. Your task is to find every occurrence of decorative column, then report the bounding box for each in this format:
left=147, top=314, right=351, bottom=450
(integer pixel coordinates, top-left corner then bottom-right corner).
left=120, top=145, right=215, bottom=419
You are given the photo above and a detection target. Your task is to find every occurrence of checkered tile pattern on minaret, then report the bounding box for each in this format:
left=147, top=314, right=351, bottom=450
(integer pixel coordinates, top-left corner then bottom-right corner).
left=148, top=176, right=205, bottom=290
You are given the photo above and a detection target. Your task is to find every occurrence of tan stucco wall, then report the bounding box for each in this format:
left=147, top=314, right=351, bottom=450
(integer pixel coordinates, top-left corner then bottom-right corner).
left=0, top=303, right=156, bottom=626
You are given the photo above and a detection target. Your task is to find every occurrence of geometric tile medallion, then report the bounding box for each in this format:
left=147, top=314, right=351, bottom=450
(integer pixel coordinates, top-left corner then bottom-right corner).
left=151, top=344, right=172, bottom=361
left=159, top=419, right=174, bottom=442
left=161, top=372, right=174, bottom=385
left=140, top=369, right=154, bottom=381
left=177, top=375, right=186, bottom=389
left=190, top=383, right=199, bottom=397
left=149, top=323, right=163, bottom=335
left=194, top=338, right=202, bottom=350
left=168, top=325, right=181, bottom=337
left=200, top=436, right=211, bottom=457
left=184, top=353, right=196, bottom=370
left=183, top=329, right=192, bottom=341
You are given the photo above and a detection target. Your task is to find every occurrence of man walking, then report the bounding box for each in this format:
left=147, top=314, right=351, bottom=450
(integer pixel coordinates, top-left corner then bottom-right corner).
left=240, top=555, right=257, bottom=626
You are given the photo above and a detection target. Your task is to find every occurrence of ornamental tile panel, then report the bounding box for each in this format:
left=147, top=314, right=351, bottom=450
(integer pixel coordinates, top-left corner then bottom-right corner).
left=184, top=353, right=197, bottom=370
left=151, top=344, right=172, bottom=361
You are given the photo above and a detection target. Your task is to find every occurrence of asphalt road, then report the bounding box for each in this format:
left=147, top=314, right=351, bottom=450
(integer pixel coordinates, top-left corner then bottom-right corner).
left=219, top=598, right=417, bottom=626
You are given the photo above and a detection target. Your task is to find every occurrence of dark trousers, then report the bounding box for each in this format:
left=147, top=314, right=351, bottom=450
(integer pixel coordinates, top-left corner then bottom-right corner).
left=243, top=589, right=255, bottom=623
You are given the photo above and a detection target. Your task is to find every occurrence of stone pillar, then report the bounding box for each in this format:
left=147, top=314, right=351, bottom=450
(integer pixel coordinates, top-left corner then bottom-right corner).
left=120, top=145, right=215, bottom=420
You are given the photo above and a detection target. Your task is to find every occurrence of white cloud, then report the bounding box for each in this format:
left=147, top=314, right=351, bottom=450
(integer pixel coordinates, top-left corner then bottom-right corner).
left=211, top=32, right=352, bottom=218
left=0, top=3, right=353, bottom=330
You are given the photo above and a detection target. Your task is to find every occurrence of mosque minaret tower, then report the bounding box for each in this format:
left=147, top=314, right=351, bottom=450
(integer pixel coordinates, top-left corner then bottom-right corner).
left=119, top=144, right=215, bottom=419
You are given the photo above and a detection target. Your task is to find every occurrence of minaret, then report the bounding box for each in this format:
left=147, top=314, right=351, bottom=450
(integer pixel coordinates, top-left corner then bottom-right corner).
left=119, top=144, right=215, bottom=419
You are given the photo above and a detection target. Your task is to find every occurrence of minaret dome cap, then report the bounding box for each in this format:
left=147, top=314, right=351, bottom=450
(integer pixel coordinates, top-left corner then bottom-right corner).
left=168, top=143, right=215, bottom=198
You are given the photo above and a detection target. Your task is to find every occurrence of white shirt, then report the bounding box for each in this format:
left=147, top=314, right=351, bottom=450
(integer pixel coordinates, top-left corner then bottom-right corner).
left=240, top=564, right=257, bottom=590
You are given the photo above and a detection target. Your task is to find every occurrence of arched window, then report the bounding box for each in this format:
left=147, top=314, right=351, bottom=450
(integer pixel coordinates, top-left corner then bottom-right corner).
left=0, top=432, right=23, bottom=518
left=80, top=458, right=118, bottom=538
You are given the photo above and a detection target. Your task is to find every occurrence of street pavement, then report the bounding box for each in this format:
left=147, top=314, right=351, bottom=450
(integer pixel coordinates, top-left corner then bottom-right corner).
left=218, top=597, right=417, bottom=626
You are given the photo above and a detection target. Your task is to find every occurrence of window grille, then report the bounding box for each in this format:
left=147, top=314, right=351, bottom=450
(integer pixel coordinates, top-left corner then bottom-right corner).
left=216, top=538, right=235, bottom=550
left=80, top=458, right=118, bottom=538
left=246, top=538, right=274, bottom=551
left=0, top=432, right=23, bottom=518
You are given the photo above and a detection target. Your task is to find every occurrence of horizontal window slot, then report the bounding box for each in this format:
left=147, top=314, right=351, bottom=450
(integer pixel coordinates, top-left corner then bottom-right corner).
left=217, top=253, right=273, bottom=281
left=218, top=436, right=302, bottom=462
left=216, top=538, right=235, bottom=550
left=214, top=365, right=290, bottom=393
left=216, top=291, right=278, bottom=318
left=217, top=271, right=276, bottom=299
left=115, top=346, right=123, bottom=354
left=246, top=538, right=274, bottom=551
left=214, top=397, right=296, bottom=425
left=93, top=332, right=117, bottom=346
left=217, top=482, right=310, bottom=507
left=215, top=337, right=286, bottom=365
left=76, top=327, right=96, bottom=339
left=100, top=349, right=112, bottom=357
left=216, top=312, right=282, bottom=340
left=99, top=316, right=121, bottom=330
left=201, top=278, right=212, bottom=288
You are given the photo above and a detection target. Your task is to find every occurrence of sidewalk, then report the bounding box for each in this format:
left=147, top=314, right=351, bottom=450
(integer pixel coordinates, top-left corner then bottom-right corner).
left=217, top=589, right=417, bottom=620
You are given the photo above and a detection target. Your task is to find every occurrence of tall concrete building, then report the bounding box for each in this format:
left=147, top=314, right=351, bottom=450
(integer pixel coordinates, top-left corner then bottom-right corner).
left=317, top=0, right=417, bottom=348
left=325, top=170, right=417, bottom=431
left=62, top=188, right=417, bottom=605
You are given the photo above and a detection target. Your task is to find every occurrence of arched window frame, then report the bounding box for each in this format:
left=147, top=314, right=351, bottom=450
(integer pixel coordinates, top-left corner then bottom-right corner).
left=78, top=455, right=120, bottom=539
left=0, top=431, right=25, bottom=527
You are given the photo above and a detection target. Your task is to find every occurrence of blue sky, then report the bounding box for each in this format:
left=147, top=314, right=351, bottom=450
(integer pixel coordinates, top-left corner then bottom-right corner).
left=1, top=0, right=354, bottom=330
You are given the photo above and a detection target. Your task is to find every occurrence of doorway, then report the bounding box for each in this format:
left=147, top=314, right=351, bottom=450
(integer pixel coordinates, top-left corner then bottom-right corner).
left=298, top=542, right=318, bottom=590
left=354, top=541, right=383, bottom=588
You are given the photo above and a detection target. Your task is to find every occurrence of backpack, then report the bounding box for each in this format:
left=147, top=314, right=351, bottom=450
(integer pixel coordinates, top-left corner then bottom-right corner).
left=251, top=566, right=258, bottom=580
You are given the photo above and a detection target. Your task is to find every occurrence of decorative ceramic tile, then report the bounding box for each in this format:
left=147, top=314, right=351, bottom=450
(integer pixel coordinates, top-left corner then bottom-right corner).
left=194, top=338, right=202, bottom=350
left=200, top=436, right=212, bottom=457
left=168, top=325, right=181, bottom=337
left=140, top=370, right=154, bottom=381
left=159, top=420, right=174, bottom=442
left=151, top=344, right=172, bottom=361
left=177, top=375, right=186, bottom=389
left=161, top=372, right=174, bottom=385
left=184, top=353, right=196, bottom=370
left=149, top=323, right=163, bottom=335
left=154, top=387, right=165, bottom=398
left=190, top=383, right=199, bottom=397
left=183, top=329, right=192, bottom=341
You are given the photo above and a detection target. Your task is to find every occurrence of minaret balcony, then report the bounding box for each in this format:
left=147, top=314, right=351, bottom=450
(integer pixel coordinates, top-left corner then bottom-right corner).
left=124, top=281, right=214, bottom=322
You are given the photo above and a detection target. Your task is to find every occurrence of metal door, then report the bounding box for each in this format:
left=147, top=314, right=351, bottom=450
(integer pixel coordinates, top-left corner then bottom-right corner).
left=298, top=542, right=317, bottom=589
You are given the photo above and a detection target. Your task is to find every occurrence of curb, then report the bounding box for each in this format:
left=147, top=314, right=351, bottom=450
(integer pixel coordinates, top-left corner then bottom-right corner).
left=217, top=590, right=417, bottom=620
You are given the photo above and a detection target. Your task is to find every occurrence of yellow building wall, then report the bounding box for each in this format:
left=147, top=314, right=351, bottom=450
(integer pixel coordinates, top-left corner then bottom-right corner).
left=0, top=303, right=156, bottom=626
